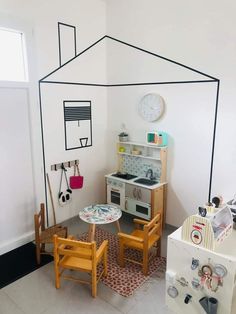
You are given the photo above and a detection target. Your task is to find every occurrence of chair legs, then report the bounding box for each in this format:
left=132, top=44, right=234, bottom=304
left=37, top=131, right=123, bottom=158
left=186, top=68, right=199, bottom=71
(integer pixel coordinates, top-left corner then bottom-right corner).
left=92, top=268, right=97, bottom=298
left=120, top=244, right=149, bottom=276
left=143, top=250, right=149, bottom=276
left=119, top=242, right=150, bottom=275
left=41, top=243, right=46, bottom=252
left=54, top=264, right=60, bottom=289
left=156, top=238, right=161, bottom=257
left=35, top=242, right=41, bottom=265
left=103, top=248, right=108, bottom=277
left=54, top=242, right=60, bottom=289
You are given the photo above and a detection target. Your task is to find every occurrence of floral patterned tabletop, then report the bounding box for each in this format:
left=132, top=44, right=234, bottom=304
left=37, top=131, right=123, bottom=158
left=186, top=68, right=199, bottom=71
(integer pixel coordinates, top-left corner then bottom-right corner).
left=79, top=204, right=122, bottom=224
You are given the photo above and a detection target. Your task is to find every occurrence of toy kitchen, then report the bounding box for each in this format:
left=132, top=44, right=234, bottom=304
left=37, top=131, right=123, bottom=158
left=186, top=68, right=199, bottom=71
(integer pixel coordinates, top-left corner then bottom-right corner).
left=105, top=131, right=167, bottom=228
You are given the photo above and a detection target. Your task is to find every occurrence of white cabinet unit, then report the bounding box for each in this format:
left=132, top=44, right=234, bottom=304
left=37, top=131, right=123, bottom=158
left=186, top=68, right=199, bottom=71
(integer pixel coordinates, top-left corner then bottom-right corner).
left=106, top=177, right=125, bottom=210
left=106, top=175, right=166, bottom=225
left=166, top=228, right=236, bottom=314
left=125, top=183, right=151, bottom=204
left=125, top=197, right=152, bottom=220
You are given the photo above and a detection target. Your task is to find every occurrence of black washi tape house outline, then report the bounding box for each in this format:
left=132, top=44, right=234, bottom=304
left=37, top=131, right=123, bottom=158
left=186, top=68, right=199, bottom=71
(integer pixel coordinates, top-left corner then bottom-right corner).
left=39, top=22, right=220, bottom=224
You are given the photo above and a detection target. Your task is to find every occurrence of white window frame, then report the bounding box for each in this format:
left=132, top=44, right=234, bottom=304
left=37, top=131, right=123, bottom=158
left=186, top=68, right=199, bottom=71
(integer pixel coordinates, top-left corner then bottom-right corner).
left=0, top=14, right=35, bottom=89
left=0, top=27, right=29, bottom=83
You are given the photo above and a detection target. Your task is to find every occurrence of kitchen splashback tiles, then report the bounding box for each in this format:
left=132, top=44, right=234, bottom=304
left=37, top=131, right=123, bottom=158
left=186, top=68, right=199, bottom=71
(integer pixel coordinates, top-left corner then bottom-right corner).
left=120, top=155, right=161, bottom=180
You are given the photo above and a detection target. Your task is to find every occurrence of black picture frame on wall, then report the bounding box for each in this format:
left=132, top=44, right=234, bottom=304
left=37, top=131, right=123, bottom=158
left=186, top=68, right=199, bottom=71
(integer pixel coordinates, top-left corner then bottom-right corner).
left=63, top=100, right=92, bottom=150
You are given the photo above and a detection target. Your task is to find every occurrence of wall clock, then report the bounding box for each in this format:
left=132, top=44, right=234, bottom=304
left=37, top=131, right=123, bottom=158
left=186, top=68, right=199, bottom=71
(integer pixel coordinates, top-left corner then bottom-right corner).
left=138, top=93, right=165, bottom=122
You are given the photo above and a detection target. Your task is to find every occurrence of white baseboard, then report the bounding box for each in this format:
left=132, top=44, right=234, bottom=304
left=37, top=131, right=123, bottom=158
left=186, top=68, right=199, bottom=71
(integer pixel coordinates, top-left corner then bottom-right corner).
left=0, top=231, right=35, bottom=255
left=0, top=215, right=74, bottom=256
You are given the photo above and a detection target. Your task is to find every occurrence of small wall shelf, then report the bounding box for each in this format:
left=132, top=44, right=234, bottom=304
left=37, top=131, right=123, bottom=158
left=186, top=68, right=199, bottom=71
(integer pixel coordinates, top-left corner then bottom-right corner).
left=118, top=152, right=161, bottom=161
left=117, top=141, right=167, bottom=183
left=118, top=141, right=167, bottom=148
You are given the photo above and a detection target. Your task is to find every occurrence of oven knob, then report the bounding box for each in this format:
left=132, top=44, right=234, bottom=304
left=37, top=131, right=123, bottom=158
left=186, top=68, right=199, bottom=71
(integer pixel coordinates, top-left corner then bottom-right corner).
left=118, top=182, right=123, bottom=188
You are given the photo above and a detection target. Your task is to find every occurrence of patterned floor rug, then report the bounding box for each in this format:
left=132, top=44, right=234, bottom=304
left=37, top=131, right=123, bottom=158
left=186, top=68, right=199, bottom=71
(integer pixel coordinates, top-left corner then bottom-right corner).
left=78, top=227, right=166, bottom=297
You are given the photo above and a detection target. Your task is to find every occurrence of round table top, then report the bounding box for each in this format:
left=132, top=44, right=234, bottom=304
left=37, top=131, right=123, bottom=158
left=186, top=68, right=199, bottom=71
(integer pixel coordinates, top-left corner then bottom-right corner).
left=79, top=204, right=122, bottom=224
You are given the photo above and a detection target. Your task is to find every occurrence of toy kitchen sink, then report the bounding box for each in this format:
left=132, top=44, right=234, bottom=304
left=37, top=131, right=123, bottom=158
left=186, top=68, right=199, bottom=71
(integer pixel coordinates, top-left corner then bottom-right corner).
left=133, top=177, right=158, bottom=186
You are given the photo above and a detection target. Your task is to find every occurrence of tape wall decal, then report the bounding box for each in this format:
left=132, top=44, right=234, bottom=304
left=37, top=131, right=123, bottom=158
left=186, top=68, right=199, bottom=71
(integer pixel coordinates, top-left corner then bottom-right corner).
left=58, top=22, right=77, bottom=66
left=63, top=100, right=92, bottom=150
left=38, top=22, right=220, bottom=224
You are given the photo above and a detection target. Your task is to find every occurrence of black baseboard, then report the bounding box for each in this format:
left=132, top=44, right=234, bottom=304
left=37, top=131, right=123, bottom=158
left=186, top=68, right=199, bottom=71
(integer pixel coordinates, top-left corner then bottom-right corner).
left=0, top=242, right=53, bottom=289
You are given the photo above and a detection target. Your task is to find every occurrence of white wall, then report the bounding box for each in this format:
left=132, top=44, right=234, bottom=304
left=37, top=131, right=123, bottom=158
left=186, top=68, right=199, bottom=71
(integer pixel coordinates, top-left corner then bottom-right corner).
left=1, top=0, right=235, bottom=254
left=41, top=84, right=108, bottom=225
left=0, top=0, right=107, bottom=77
left=106, top=0, right=236, bottom=226
left=0, top=0, right=107, bottom=253
left=40, top=30, right=108, bottom=225
left=107, top=83, right=217, bottom=226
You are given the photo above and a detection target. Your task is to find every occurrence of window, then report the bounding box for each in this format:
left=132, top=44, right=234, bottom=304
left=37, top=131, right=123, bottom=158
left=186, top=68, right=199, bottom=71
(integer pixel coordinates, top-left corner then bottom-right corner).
left=0, top=28, right=28, bottom=82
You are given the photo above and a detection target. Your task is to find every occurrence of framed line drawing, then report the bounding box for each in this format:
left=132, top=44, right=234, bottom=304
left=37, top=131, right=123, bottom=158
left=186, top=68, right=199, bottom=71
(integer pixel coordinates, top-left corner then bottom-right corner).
left=63, top=100, right=92, bottom=150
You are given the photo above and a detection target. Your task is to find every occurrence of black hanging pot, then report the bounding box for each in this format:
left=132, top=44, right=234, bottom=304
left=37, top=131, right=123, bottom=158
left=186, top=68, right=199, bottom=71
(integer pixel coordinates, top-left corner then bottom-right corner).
left=119, top=132, right=129, bottom=142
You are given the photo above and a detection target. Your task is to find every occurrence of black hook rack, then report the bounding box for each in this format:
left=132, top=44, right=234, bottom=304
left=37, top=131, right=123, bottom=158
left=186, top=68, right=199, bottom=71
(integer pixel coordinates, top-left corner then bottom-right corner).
left=51, top=159, right=79, bottom=171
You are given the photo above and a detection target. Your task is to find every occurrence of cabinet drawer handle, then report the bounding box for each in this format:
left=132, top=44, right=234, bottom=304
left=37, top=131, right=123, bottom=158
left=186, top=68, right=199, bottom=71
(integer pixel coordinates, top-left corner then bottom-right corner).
left=133, top=188, right=137, bottom=199
left=125, top=200, right=128, bottom=210
left=138, top=189, right=142, bottom=200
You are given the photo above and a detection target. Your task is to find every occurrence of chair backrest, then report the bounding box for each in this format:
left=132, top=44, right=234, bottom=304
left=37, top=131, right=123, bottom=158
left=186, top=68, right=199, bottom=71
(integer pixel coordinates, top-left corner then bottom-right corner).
left=143, top=213, right=162, bottom=246
left=34, top=203, right=46, bottom=237
left=53, top=235, right=96, bottom=265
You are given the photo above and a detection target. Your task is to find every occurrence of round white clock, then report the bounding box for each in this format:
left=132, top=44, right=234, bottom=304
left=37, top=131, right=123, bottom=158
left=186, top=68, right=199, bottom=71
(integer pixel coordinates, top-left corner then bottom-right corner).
left=138, top=93, right=165, bottom=122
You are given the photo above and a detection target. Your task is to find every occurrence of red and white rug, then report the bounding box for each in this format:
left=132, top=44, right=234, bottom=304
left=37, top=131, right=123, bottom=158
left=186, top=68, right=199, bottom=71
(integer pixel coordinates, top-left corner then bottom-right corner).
left=78, top=227, right=166, bottom=297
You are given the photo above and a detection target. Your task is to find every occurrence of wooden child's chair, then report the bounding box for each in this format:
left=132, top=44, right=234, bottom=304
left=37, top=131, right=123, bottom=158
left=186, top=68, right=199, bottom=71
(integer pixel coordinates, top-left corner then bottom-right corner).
left=34, top=203, right=67, bottom=264
left=118, top=213, right=162, bottom=275
left=53, top=235, right=108, bottom=297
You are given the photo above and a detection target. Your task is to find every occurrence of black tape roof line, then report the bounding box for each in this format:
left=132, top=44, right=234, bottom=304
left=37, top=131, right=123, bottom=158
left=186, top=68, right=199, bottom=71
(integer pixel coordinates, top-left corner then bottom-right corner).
left=39, top=29, right=220, bottom=225
left=40, top=35, right=218, bottom=84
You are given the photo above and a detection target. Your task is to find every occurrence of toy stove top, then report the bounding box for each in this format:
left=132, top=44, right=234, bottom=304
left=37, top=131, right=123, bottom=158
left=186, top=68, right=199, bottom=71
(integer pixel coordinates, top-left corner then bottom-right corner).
left=111, top=172, right=137, bottom=180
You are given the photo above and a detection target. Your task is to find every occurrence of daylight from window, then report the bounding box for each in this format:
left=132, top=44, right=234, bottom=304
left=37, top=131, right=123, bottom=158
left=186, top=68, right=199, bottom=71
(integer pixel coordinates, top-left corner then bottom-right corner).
left=0, top=28, right=27, bottom=82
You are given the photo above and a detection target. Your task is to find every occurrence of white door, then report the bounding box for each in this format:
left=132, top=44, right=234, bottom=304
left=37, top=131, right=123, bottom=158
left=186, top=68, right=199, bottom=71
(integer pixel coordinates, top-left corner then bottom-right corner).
left=0, top=87, right=35, bottom=254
